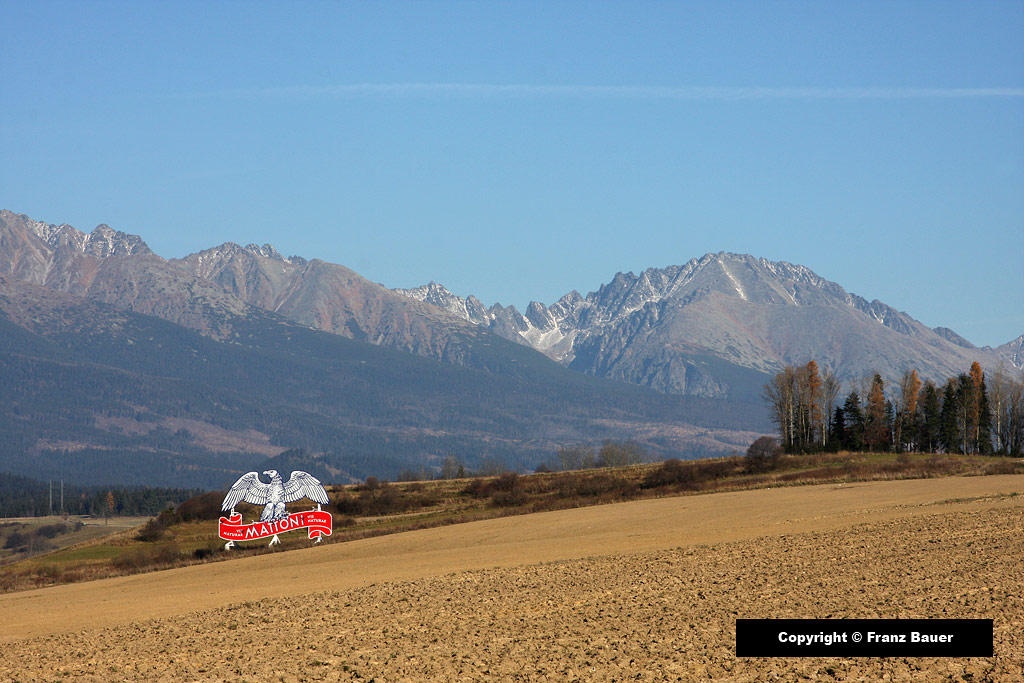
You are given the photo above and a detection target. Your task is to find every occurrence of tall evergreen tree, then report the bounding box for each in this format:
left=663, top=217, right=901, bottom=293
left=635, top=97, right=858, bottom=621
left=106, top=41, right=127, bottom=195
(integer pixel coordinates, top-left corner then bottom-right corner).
left=976, top=374, right=993, bottom=454
left=884, top=400, right=896, bottom=451
left=919, top=381, right=941, bottom=453
left=829, top=405, right=846, bottom=451
left=956, top=373, right=973, bottom=453
left=940, top=379, right=962, bottom=454
left=842, top=391, right=864, bottom=451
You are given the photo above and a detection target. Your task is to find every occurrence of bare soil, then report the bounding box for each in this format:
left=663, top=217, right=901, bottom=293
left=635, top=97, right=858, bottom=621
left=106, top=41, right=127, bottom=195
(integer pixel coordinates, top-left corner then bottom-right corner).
left=1, top=475, right=1022, bottom=681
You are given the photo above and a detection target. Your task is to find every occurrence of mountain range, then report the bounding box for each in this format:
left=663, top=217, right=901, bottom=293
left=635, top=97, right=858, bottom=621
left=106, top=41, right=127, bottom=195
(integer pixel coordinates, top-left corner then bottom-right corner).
left=396, top=253, right=1022, bottom=398
left=1, top=209, right=1019, bottom=487
left=0, top=211, right=764, bottom=487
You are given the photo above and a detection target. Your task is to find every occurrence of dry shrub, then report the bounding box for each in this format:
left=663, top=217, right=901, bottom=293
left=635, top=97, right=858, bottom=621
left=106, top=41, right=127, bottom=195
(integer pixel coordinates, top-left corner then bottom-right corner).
left=175, top=491, right=224, bottom=522
left=461, top=478, right=492, bottom=498
left=331, top=491, right=360, bottom=515
left=556, top=473, right=636, bottom=499
left=332, top=482, right=433, bottom=516
left=490, top=473, right=526, bottom=507
left=490, top=489, right=528, bottom=507
left=922, top=457, right=963, bottom=477
left=357, top=483, right=406, bottom=515
left=193, top=545, right=219, bottom=560
left=113, top=544, right=181, bottom=570
left=34, top=523, right=66, bottom=539
left=984, top=460, right=1024, bottom=475
left=643, top=458, right=738, bottom=490
left=135, top=519, right=167, bottom=542
left=136, top=506, right=183, bottom=541
left=491, top=472, right=519, bottom=492
left=642, top=459, right=688, bottom=488
left=2, top=530, right=27, bottom=550
left=777, top=468, right=840, bottom=482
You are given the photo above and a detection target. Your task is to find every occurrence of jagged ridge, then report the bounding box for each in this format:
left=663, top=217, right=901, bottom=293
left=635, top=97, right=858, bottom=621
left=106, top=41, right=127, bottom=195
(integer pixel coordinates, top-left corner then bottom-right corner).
left=392, top=252, right=1022, bottom=399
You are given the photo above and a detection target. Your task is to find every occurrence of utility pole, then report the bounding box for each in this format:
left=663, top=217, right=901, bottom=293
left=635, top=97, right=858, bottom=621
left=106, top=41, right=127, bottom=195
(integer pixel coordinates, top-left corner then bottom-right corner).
left=49, top=480, right=53, bottom=516
left=60, top=480, right=65, bottom=515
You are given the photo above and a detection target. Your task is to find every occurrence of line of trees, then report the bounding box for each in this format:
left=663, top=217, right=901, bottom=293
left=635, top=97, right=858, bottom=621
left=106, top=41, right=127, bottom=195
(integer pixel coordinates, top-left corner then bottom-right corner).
left=764, top=361, right=1024, bottom=456
left=0, top=472, right=201, bottom=518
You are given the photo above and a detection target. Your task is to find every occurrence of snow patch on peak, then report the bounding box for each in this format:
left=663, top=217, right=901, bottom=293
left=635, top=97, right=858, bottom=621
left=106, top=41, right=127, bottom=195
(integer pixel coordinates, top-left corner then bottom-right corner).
left=998, top=334, right=1024, bottom=369
left=243, top=243, right=293, bottom=262
left=24, top=216, right=150, bottom=257
left=718, top=256, right=748, bottom=301
left=190, top=242, right=301, bottom=267
left=22, top=215, right=69, bottom=246
left=393, top=282, right=494, bottom=325
left=83, top=225, right=151, bottom=257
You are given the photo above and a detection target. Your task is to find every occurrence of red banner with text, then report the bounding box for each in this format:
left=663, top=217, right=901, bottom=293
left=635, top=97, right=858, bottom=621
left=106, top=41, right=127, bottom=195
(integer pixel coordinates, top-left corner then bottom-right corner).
left=218, top=510, right=333, bottom=542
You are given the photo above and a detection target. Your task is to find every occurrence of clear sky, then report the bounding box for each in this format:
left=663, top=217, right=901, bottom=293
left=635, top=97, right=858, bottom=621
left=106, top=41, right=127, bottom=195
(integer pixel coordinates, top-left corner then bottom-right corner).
left=2, top=1, right=1022, bottom=347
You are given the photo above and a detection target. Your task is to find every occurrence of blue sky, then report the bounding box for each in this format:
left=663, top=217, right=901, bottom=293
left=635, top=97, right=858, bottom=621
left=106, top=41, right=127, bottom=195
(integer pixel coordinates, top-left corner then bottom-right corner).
left=2, top=2, right=1022, bottom=347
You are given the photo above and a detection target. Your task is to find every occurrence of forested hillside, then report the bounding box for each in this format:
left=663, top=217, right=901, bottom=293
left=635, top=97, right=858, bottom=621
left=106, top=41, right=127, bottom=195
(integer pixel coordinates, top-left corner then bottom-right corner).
left=0, top=277, right=766, bottom=488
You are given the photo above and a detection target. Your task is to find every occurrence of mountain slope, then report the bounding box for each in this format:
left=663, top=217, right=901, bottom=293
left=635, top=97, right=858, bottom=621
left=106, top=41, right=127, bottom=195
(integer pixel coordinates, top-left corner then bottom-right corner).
left=0, top=209, right=262, bottom=337
left=396, top=252, right=1021, bottom=400
left=169, top=243, right=492, bottom=362
left=0, top=210, right=578, bottom=376
left=0, top=274, right=765, bottom=487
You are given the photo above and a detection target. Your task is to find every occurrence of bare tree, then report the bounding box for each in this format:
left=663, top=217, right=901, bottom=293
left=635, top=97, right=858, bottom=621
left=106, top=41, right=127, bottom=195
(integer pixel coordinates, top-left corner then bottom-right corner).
left=988, top=364, right=1023, bottom=455
left=764, top=366, right=797, bottom=451
left=556, top=445, right=596, bottom=472
left=992, top=367, right=1024, bottom=456
left=597, top=440, right=645, bottom=467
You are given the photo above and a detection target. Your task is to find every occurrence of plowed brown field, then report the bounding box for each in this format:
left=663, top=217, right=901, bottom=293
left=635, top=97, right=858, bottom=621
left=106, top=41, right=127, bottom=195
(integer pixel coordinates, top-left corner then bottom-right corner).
left=2, top=475, right=1022, bottom=681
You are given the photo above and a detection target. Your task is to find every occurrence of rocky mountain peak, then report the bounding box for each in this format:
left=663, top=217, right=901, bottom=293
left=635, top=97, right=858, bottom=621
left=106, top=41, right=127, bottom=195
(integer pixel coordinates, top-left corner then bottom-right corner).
left=13, top=211, right=152, bottom=258
left=389, top=252, right=1021, bottom=396
left=395, top=282, right=493, bottom=326
left=181, top=241, right=304, bottom=277
left=82, top=224, right=151, bottom=257
left=998, top=335, right=1024, bottom=369
left=933, top=326, right=976, bottom=349
left=243, top=243, right=288, bottom=261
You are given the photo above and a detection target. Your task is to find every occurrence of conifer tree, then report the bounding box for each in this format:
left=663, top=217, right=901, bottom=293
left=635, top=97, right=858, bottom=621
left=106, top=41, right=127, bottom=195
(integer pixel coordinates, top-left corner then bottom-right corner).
left=919, top=381, right=941, bottom=453
left=822, top=371, right=841, bottom=448
left=842, top=391, right=864, bottom=451
left=956, top=373, right=974, bottom=453
left=884, top=400, right=896, bottom=451
left=829, top=405, right=846, bottom=451
left=967, top=362, right=985, bottom=452
left=976, top=373, right=993, bottom=454
left=940, top=379, right=962, bottom=453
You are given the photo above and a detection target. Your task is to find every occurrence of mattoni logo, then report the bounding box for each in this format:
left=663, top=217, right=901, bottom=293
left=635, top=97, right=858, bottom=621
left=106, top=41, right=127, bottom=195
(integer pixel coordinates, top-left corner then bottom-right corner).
left=218, top=469, right=332, bottom=548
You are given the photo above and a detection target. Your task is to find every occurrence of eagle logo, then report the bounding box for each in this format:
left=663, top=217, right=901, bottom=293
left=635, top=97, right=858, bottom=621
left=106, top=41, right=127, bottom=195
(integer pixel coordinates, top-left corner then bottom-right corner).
left=219, top=469, right=332, bottom=548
